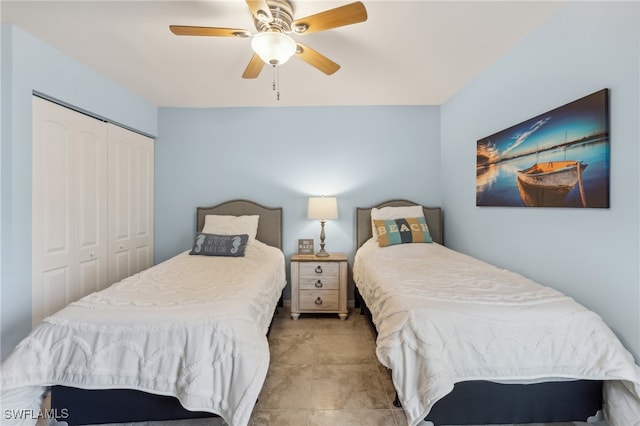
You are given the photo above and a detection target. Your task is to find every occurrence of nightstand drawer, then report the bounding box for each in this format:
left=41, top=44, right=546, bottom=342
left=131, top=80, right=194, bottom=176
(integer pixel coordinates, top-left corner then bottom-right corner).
left=298, top=275, right=339, bottom=290
left=299, top=290, right=339, bottom=310
left=299, top=262, right=339, bottom=277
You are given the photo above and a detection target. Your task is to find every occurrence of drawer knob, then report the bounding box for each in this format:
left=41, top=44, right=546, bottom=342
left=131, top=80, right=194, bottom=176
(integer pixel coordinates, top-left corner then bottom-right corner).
left=315, top=280, right=323, bottom=288
left=315, top=265, right=323, bottom=273
left=315, top=297, right=323, bottom=305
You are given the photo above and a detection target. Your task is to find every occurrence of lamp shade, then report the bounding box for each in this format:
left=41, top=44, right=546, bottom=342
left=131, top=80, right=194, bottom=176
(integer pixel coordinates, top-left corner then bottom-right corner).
left=251, top=32, right=297, bottom=65
left=307, top=197, right=338, bottom=220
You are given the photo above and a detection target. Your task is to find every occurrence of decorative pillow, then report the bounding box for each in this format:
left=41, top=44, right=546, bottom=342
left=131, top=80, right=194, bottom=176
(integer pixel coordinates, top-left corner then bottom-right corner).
left=202, top=215, right=259, bottom=242
left=373, top=217, right=432, bottom=247
left=189, top=233, right=249, bottom=257
left=370, top=205, right=425, bottom=241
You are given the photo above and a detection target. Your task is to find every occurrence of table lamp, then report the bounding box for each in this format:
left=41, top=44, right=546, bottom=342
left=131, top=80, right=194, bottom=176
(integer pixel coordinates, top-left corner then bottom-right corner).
left=307, top=196, right=338, bottom=257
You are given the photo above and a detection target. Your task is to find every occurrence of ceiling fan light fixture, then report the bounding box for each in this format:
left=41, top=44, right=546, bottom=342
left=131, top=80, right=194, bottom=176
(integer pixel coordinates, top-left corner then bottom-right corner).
left=251, top=31, right=297, bottom=65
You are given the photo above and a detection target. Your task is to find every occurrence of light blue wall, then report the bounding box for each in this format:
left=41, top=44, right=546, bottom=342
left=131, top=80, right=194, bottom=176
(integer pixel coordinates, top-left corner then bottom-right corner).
left=441, top=2, right=640, bottom=360
left=4, top=0, right=639, bottom=367
left=155, top=105, right=442, bottom=298
left=0, top=24, right=158, bottom=360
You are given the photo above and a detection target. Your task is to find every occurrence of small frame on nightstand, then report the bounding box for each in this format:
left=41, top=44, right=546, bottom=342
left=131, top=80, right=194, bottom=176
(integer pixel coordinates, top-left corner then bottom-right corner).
left=290, top=253, right=348, bottom=320
left=297, top=238, right=314, bottom=255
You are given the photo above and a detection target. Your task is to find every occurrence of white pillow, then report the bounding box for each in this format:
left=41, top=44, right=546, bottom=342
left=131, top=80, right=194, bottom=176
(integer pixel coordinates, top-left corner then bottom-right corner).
left=202, top=215, right=260, bottom=242
left=370, top=205, right=425, bottom=241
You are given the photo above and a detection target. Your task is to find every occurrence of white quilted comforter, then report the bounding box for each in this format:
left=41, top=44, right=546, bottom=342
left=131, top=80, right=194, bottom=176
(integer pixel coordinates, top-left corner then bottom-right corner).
left=353, top=239, right=640, bottom=426
left=1, top=240, right=286, bottom=426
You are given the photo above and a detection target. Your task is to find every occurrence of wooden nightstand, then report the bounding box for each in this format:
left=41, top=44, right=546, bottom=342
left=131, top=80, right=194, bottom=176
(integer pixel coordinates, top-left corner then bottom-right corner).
left=290, top=253, right=348, bottom=320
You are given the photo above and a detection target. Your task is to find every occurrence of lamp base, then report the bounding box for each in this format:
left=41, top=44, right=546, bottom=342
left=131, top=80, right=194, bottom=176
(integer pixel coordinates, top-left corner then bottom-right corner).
left=316, top=220, right=330, bottom=257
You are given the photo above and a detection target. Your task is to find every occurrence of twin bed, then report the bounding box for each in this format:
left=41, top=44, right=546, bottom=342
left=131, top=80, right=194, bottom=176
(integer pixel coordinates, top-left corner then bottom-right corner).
left=3, top=198, right=640, bottom=426
left=1, top=200, right=286, bottom=426
left=353, top=200, right=640, bottom=426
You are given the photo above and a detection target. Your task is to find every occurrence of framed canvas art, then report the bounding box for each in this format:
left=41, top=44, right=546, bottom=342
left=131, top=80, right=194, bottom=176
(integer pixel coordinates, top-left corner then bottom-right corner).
left=476, top=89, right=610, bottom=208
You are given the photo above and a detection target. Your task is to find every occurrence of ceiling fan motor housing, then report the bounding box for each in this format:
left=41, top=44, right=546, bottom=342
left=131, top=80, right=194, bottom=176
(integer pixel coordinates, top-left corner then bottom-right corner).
left=255, top=0, right=294, bottom=33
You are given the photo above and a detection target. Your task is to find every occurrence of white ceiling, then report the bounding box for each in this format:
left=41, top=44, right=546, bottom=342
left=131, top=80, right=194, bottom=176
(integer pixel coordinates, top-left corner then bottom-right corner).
left=2, top=0, right=565, bottom=108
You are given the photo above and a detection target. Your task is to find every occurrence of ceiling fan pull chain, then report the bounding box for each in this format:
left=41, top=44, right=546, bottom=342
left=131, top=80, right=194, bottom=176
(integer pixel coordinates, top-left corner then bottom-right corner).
left=277, top=66, right=281, bottom=101
left=272, top=65, right=276, bottom=92
left=271, top=65, right=281, bottom=101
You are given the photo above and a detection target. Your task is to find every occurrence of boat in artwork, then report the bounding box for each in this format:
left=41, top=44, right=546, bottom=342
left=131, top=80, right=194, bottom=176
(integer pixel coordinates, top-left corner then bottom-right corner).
left=517, top=161, right=587, bottom=189
left=516, top=160, right=588, bottom=207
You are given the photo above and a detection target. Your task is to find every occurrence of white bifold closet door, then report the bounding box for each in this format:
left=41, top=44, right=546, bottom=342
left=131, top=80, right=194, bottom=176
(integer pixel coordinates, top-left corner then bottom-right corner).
left=107, top=123, right=154, bottom=285
left=32, top=96, right=153, bottom=326
left=32, top=96, right=108, bottom=325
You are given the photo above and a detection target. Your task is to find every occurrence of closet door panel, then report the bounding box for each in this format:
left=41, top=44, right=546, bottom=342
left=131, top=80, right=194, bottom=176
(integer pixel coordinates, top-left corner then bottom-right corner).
left=135, top=246, right=151, bottom=273
left=108, top=135, right=134, bottom=284
left=132, top=139, right=154, bottom=271
left=33, top=98, right=75, bottom=325
left=78, top=258, right=101, bottom=296
left=111, top=250, right=132, bottom=284
left=39, top=121, right=73, bottom=267
left=110, top=139, right=132, bottom=242
left=75, top=118, right=108, bottom=292
left=108, top=123, right=154, bottom=282
left=33, top=97, right=108, bottom=326
left=134, top=146, right=152, bottom=238
left=42, top=267, right=72, bottom=317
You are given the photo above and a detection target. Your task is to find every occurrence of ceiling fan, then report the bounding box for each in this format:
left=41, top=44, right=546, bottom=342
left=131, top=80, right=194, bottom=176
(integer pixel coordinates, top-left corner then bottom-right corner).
left=170, top=0, right=367, bottom=79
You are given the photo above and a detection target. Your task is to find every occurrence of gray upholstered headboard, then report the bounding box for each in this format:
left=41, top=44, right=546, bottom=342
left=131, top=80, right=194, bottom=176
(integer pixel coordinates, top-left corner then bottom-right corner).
left=196, top=199, right=283, bottom=250
left=356, top=200, right=443, bottom=248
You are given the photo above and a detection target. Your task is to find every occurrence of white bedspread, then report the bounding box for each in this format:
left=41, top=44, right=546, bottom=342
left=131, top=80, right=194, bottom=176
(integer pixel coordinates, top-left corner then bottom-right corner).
left=353, top=239, right=640, bottom=426
left=1, top=240, right=286, bottom=426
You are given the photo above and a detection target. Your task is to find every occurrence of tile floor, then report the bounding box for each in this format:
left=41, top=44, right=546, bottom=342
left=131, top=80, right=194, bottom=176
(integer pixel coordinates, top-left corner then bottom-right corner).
left=249, top=305, right=399, bottom=426
left=41, top=305, right=604, bottom=426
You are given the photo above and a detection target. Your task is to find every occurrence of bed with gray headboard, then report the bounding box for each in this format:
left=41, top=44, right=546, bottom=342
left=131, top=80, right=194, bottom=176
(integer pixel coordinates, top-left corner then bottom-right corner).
left=17, top=200, right=286, bottom=425
left=356, top=199, right=443, bottom=248
left=351, top=200, right=630, bottom=426
left=196, top=199, right=283, bottom=249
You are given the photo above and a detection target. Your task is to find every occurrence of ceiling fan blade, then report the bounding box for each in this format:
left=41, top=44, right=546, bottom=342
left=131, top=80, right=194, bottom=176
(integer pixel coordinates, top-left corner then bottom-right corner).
left=170, top=25, right=251, bottom=38
left=242, top=54, right=265, bottom=79
left=295, top=43, right=340, bottom=75
left=245, top=0, right=273, bottom=23
left=292, top=1, right=367, bottom=35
